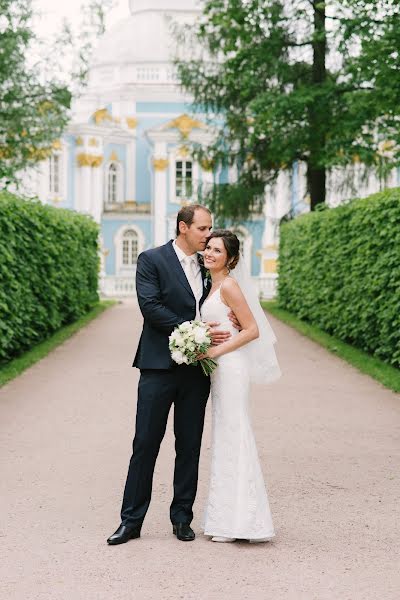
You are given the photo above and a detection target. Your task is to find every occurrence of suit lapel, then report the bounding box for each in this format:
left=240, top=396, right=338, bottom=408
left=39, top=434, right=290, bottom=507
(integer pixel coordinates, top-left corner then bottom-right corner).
left=165, top=240, right=194, bottom=298
left=198, top=256, right=211, bottom=307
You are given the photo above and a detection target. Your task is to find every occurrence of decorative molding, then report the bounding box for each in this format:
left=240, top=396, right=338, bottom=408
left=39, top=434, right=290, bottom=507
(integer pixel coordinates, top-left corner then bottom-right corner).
left=77, top=153, right=103, bottom=168
left=166, top=114, right=206, bottom=139
left=110, top=151, right=119, bottom=162
left=89, top=137, right=99, bottom=147
left=126, top=117, right=138, bottom=129
left=152, top=157, right=169, bottom=171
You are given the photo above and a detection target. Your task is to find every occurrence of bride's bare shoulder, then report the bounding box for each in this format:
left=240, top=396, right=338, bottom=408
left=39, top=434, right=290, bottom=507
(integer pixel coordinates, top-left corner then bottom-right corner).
left=220, top=276, right=243, bottom=299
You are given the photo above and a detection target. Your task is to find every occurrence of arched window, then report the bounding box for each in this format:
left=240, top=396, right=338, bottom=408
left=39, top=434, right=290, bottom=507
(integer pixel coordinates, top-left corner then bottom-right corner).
left=107, top=163, right=118, bottom=204
left=49, top=153, right=61, bottom=195
left=122, top=229, right=139, bottom=266
left=176, top=160, right=193, bottom=200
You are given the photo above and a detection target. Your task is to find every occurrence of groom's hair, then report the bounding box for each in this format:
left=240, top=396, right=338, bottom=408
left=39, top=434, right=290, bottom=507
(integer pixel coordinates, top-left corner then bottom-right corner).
left=176, top=204, right=211, bottom=236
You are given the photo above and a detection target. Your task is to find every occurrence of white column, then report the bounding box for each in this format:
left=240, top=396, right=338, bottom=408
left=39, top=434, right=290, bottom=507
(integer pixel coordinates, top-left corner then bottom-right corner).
left=126, top=137, right=136, bottom=200
left=80, top=166, right=91, bottom=214
left=91, top=162, right=103, bottom=223
left=152, top=141, right=168, bottom=246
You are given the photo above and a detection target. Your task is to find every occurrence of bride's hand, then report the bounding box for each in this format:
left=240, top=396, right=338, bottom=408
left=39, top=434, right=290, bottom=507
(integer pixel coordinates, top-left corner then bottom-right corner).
left=198, top=346, right=220, bottom=360
left=206, top=321, right=231, bottom=346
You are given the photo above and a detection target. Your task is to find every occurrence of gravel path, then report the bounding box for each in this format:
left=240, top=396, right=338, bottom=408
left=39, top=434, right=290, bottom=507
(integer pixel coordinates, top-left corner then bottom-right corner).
left=1, top=300, right=399, bottom=600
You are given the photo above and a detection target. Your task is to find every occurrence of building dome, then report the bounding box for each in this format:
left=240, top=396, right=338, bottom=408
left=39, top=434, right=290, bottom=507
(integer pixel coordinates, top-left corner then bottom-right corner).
left=129, top=0, right=200, bottom=13
left=92, top=1, right=200, bottom=68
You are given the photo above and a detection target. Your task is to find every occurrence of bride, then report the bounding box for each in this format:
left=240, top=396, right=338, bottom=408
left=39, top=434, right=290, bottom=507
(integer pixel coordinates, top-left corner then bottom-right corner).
left=200, top=230, right=281, bottom=543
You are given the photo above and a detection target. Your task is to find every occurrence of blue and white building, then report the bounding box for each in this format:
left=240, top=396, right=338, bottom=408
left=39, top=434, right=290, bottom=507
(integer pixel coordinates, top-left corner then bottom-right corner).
left=24, top=0, right=400, bottom=297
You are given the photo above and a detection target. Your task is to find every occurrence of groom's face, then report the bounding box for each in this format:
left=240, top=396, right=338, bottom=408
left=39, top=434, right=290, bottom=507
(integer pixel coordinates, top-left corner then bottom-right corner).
left=184, top=209, right=213, bottom=254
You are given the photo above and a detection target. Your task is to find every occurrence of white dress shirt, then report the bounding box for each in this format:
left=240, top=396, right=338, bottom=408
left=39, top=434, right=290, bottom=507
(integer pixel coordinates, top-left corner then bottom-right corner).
left=173, top=240, right=202, bottom=320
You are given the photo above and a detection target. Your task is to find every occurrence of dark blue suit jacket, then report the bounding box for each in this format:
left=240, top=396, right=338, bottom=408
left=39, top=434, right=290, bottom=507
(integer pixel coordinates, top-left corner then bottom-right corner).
left=133, top=240, right=210, bottom=370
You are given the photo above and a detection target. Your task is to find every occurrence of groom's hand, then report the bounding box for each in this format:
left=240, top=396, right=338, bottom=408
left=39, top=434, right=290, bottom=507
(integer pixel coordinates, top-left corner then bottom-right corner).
left=206, top=321, right=231, bottom=345
left=228, top=310, right=241, bottom=331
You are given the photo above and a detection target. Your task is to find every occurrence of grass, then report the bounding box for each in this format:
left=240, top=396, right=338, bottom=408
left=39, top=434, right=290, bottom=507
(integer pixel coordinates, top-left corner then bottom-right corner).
left=0, top=300, right=117, bottom=388
left=262, top=300, right=400, bottom=394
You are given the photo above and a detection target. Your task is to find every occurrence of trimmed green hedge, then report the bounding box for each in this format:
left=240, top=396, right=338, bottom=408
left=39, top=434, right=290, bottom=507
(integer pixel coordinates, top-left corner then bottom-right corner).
left=278, top=188, right=400, bottom=368
left=0, top=192, right=99, bottom=362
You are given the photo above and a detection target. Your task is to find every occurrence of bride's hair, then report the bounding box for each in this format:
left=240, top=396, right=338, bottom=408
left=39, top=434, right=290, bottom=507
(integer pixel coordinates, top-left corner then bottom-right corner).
left=206, top=230, right=240, bottom=270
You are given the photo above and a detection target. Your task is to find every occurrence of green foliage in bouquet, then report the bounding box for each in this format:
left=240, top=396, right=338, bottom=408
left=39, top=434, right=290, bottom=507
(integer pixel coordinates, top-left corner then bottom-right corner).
left=278, top=188, right=400, bottom=367
left=0, top=192, right=99, bottom=362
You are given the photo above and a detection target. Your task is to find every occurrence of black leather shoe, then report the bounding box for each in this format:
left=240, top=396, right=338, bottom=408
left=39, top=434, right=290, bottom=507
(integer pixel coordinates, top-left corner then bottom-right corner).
left=107, top=524, right=141, bottom=545
left=172, top=523, right=195, bottom=541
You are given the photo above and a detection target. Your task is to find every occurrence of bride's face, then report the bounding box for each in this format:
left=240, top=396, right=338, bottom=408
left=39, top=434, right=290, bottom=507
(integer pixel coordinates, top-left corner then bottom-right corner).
left=204, top=237, right=228, bottom=273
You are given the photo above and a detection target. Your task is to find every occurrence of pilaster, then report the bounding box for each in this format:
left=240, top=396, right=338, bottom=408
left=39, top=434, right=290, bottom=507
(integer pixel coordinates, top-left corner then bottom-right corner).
left=152, top=141, right=168, bottom=246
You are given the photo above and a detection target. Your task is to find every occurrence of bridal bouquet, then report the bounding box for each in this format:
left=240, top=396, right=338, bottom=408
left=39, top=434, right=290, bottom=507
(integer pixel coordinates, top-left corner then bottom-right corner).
left=169, top=321, right=217, bottom=376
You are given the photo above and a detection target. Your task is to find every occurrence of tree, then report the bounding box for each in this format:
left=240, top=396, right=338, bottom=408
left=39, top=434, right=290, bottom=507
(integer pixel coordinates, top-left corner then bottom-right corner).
left=176, top=0, right=400, bottom=218
left=0, top=0, right=71, bottom=187
left=0, top=0, right=114, bottom=188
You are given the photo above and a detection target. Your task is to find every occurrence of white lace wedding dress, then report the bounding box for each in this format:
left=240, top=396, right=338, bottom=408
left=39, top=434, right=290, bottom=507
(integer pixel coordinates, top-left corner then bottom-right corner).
left=201, top=285, right=275, bottom=541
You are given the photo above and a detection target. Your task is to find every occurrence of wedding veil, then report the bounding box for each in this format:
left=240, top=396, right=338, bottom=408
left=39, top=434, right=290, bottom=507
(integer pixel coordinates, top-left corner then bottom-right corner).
left=230, top=255, right=281, bottom=385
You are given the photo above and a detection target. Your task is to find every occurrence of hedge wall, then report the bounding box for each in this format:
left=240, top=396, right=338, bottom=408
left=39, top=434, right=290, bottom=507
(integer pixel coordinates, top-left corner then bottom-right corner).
left=278, top=188, right=400, bottom=368
left=0, top=192, right=99, bottom=362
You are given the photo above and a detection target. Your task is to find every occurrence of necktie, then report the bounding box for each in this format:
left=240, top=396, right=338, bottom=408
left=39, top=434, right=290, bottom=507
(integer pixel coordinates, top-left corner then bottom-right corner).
left=183, top=256, right=201, bottom=299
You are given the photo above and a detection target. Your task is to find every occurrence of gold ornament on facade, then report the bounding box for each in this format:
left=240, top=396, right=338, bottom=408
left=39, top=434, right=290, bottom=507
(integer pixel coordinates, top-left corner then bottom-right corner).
left=110, top=151, right=119, bottom=162
left=27, top=146, right=52, bottom=160
left=178, top=145, right=190, bottom=158
left=152, top=157, right=169, bottom=171
left=76, top=153, right=103, bottom=167
left=126, top=117, right=138, bottom=129
left=200, top=157, right=214, bottom=172
left=52, top=139, right=62, bottom=150
left=102, top=248, right=110, bottom=257
left=93, top=108, right=113, bottom=125
left=76, top=136, right=84, bottom=146
left=166, top=114, right=206, bottom=139
left=89, top=137, right=99, bottom=147
left=377, top=139, right=395, bottom=156
left=263, top=258, right=277, bottom=274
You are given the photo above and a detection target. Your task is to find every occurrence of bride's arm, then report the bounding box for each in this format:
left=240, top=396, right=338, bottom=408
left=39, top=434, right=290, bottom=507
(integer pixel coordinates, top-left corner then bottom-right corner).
left=205, top=278, right=259, bottom=359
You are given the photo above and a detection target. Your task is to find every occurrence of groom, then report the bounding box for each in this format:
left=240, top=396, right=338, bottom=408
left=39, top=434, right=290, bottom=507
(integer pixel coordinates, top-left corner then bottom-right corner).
left=107, top=204, right=231, bottom=544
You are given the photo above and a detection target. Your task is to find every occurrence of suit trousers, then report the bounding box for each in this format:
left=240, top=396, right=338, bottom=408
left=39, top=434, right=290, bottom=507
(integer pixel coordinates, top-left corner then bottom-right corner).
left=120, top=365, right=210, bottom=528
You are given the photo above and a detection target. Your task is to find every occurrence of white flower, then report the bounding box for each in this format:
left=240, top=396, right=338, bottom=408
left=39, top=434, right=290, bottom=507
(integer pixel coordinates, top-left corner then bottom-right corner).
left=193, top=327, right=208, bottom=344
left=170, top=331, right=185, bottom=347
left=171, top=350, right=185, bottom=364
left=179, top=321, right=191, bottom=332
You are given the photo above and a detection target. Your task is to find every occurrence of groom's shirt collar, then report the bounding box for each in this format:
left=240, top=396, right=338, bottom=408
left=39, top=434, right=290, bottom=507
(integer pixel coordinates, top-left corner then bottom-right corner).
left=172, top=239, right=198, bottom=265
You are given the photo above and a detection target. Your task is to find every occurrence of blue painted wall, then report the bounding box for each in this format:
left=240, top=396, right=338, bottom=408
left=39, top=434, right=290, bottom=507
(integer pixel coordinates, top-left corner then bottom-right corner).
left=101, top=218, right=152, bottom=275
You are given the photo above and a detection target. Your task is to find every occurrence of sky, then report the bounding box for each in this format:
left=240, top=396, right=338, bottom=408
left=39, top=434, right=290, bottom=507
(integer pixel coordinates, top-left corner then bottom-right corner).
left=32, top=0, right=129, bottom=41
